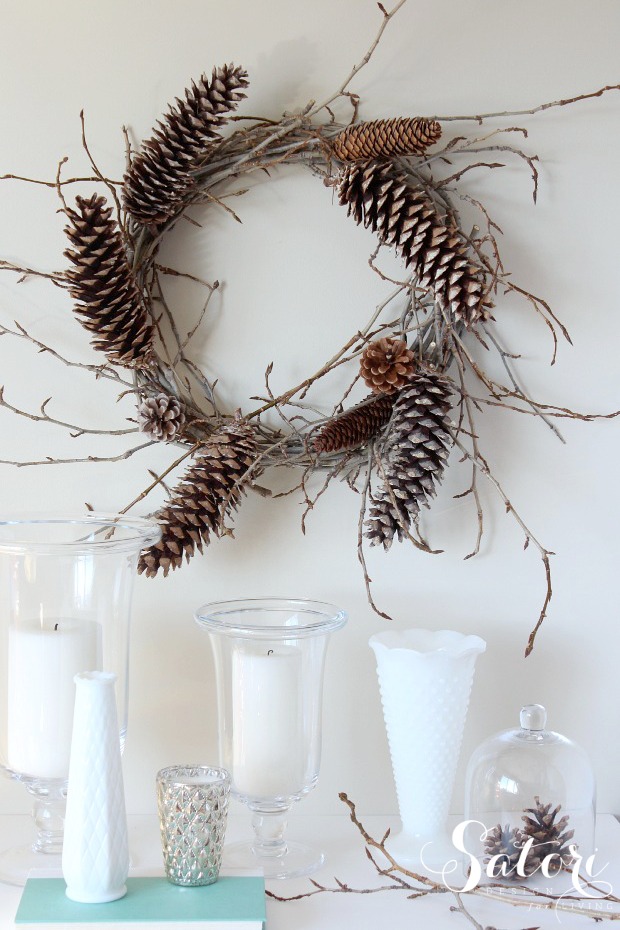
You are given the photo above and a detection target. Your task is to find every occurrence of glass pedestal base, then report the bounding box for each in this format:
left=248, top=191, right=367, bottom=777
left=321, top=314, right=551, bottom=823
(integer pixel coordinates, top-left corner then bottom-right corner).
left=224, top=839, right=324, bottom=880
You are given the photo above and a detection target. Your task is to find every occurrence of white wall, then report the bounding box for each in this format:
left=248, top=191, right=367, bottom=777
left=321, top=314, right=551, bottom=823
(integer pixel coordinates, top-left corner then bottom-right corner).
left=0, top=0, right=618, bottom=824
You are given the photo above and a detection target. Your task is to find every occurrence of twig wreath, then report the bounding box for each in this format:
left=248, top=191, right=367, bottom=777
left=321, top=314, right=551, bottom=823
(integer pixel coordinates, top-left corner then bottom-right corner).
left=0, top=1, right=618, bottom=655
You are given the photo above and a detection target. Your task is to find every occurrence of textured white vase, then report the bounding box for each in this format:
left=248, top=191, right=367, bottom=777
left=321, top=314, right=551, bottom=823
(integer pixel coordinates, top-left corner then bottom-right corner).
left=369, top=629, right=486, bottom=870
left=62, top=672, right=129, bottom=903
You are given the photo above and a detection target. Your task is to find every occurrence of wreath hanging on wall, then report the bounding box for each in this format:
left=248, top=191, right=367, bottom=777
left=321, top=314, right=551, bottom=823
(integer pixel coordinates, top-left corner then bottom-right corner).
left=1, top=3, right=618, bottom=655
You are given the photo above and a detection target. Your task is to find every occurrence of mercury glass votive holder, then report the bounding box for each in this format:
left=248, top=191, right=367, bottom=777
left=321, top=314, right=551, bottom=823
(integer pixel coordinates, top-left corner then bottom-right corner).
left=156, top=765, right=231, bottom=887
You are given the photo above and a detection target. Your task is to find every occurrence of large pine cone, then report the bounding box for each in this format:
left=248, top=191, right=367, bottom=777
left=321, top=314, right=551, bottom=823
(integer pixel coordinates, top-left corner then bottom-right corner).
left=123, top=64, right=249, bottom=227
left=64, top=194, right=154, bottom=369
left=138, top=418, right=259, bottom=577
left=365, top=372, right=452, bottom=549
left=360, top=337, right=416, bottom=395
left=313, top=394, right=394, bottom=454
left=338, top=161, right=492, bottom=329
left=332, top=117, right=442, bottom=161
left=520, top=798, right=576, bottom=874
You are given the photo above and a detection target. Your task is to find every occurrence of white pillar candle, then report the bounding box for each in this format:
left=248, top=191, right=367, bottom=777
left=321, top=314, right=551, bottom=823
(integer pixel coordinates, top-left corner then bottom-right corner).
left=7, top=618, right=102, bottom=779
left=232, top=645, right=305, bottom=798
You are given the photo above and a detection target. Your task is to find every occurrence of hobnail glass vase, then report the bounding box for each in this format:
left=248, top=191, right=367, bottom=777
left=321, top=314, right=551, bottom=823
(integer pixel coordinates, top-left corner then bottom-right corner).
left=196, top=597, right=347, bottom=879
left=369, top=628, right=486, bottom=870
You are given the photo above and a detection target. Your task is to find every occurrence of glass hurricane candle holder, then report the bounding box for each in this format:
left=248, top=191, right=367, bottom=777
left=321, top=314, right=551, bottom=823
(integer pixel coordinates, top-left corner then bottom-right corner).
left=195, top=597, right=347, bottom=880
left=0, top=512, right=160, bottom=885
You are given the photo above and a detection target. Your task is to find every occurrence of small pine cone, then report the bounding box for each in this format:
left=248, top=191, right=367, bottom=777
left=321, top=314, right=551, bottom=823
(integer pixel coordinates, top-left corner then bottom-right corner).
left=332, top=117, right=442, bottom=162
left=123, top=64, right=249, bottom=227
left=137, top=393, right=186, bottom=442
left=364, top=373, right=452, bottom=548
left=138, top=418, right=259, bottom=577
left=313, top=394, right=394, bottom=454
left=521, top=797, right=576, bottom=874
left=64, top=194, right=154, bottom=369
left=360, top=337, right=416, bottom=395
left=338, top=161, right=492, bottom=328
left=483, top=823, right=542, bottom=880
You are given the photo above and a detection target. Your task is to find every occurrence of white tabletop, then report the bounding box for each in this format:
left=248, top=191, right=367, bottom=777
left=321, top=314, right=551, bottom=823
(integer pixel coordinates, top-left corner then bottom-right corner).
left=0, top=813, right=618, bottom=929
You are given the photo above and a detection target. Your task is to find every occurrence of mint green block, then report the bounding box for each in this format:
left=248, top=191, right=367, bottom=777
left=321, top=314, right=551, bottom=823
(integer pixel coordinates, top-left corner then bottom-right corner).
left=15, top=876, right=266, bottom=925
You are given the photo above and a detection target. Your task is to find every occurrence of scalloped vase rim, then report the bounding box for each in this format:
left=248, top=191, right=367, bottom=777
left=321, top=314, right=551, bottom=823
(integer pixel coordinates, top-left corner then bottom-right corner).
left=369, top=628, right=487, bottom=658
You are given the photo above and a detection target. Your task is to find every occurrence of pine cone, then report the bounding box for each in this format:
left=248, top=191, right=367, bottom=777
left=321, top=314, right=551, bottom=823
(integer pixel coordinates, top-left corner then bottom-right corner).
left=64, top=194, right=155, bottom=369
left=484, top=824, right=529, bottom=880
left=314, top=394, right=394, bottom=454
left=360, top=337, right=416, bottom=395
left=365, top=373, right=452, bottom=549
left=521, top=798, right=576, bottom=874
left=123, top=64, right=249, bottom=227
left=338, top=161, right=492, bottom=328
left=138, top=418, right=259, bottom=577
left=138, top=393, right=186, bottom=442
left=332, top=117, right=442, bottom=161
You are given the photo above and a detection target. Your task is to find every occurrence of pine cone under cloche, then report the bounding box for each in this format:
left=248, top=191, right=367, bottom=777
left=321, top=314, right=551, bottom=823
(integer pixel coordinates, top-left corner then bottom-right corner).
left=483, top=823, right=542, bottom=880
left=521, top=798, right=576, bottom=874
left=123, top=64, right=249, bottom=227
left=338, top=161, right=492, bottom=329
left=64, top=193, right=155, bottom=369
left=364, top=372, right=452, bottom=549
left=313, top=394, right=394, bottom=454
left=137, top=393, right=186, bottom=442
left=332, top=117, right=442, bottom=162
left=360, top=337, right=416, bottom=395
left=138, top=418, right=259, bottom=578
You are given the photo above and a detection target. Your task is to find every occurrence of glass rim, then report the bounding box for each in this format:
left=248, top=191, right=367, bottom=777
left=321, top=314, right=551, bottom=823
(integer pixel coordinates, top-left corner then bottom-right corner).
left=157, top=764, right=231, bottom=788
left=0, top=511, right=161, bottom=554
left=195, top=597, right=348, bottom=638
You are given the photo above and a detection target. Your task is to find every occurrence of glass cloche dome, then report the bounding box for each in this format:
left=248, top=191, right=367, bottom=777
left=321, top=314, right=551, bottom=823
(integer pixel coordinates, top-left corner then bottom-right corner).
left=464, top=704, right=595, bottom=883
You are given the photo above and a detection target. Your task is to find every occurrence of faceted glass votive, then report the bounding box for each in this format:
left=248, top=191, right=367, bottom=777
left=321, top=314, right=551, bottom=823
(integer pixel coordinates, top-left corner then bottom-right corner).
left=156, top=765, right=231, bottom=886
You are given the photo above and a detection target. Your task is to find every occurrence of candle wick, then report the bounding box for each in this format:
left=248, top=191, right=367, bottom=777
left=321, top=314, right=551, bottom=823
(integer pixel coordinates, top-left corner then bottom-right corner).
left=267, top=649, right=274, bottom=656
left=54, top=623, right=59, bottom=631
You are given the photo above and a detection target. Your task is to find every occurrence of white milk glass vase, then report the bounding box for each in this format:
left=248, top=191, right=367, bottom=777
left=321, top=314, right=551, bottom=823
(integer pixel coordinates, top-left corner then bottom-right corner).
left=62, top=672, right=129, bottom=903
left=196, top=598, right=347, bottom=880
left=369, top=628, right=486, bottom=870
left=0, top=513, right=160, bottom=885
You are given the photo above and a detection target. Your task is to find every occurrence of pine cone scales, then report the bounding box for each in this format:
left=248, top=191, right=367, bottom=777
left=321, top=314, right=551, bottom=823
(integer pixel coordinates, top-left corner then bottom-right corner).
left=138, top=419, right=258, bottom=577
left=365, top=373, right=452, bottom=549
left=484, top=823, right=536, bottom=879
left=521, top=797, right=576, bottom=874
left=64, top=194, right=154, bottom=368
left=337, top=161, right=492, bottom=328
left=123, top=64, right=249, bottom=226
left=332, top=117, right=442, bottom=161
left=313, top=394, right=394, bottom=454
left=360, top=337, right=416, bottom=394
left=138, top=393, right=185, bottom=442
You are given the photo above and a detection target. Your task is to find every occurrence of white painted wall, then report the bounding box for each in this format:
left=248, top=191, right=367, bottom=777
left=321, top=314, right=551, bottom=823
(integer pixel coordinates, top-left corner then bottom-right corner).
left=0, top=0, right=618, bottom=827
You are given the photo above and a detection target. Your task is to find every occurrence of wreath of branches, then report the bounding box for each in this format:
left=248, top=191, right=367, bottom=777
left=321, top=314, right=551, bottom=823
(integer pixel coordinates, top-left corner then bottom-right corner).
left=0, top=0, right=618, bottom=654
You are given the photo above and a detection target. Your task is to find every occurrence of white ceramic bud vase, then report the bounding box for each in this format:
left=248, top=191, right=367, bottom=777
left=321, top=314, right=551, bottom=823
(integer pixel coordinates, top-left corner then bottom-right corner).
left=369, top=629, right=486, bottom=871
left=62, top=672, right=129, bottom=903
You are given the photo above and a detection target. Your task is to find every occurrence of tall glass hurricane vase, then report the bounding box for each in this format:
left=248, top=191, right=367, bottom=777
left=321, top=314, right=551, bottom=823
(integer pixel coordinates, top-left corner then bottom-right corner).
left=196, top=598, right=347, bottom=880
left=369, top=629, right=486, bottom=871
left=0, top=513, right=160, bottom=885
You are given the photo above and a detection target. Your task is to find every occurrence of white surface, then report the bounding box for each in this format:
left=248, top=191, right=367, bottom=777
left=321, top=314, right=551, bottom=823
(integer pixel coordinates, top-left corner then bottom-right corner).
left=0, top=814, right=620, bottom=928
left=0, top=0, right=618, bottom=822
